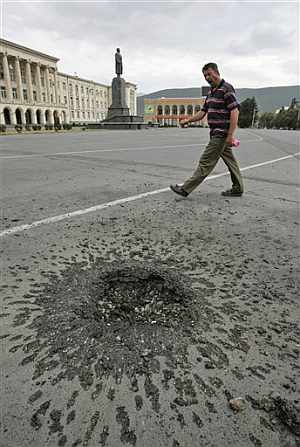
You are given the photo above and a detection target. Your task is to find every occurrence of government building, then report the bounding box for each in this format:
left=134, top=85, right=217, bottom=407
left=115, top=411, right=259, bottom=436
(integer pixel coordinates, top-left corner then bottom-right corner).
left=143, top=97, right=208, bottom=127
left=0, top=38, right=137, bottom=128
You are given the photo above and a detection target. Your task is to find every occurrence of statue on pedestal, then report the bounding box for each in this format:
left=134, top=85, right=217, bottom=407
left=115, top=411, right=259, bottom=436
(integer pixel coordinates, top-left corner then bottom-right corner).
left=115, top=48, right=123, bottom=76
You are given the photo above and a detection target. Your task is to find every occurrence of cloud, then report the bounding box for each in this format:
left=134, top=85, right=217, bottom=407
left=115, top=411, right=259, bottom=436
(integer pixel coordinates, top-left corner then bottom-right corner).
left=2, top=1, right=299, bottom=92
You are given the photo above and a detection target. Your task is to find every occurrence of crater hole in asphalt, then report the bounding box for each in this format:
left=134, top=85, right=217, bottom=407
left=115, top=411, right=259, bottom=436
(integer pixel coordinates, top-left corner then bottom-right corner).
left=86, top=265, right=194, bottom=325
left=25, top=260, right=199, bottom=387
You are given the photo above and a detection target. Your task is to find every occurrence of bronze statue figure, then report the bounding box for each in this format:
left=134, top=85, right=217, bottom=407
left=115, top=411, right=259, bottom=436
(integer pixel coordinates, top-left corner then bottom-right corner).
left=115, top=48, right=123, bottom=76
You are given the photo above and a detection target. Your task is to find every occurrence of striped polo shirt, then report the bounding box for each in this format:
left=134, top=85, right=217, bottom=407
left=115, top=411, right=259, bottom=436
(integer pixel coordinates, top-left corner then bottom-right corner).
left=202, top=79, right=240, bottom=137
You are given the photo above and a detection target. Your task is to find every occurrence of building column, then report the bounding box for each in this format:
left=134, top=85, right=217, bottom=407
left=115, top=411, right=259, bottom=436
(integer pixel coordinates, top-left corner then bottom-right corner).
left=3, top=53, right=12, bottom=102
left=15, top=57, right=24, bottom=103
left=53, top=69, right=58, bottom=105
left=25, top=60, right=34, bottom=104
left=0, top=108, right=4, bottom=125
left=78, top=83, right=82, bottom=120
left=20, top=108, right=26, bottom=125
left=31, top=109, right=37, bottom=125
left=45, top=66, right=51, bottom=103
left=36, top=63, right=42, bottom=103
left=11, top=109, right=17, bottom=125
left=40, top=110, right=45, bottom=125
left=49, top=110, right=54, bottom=125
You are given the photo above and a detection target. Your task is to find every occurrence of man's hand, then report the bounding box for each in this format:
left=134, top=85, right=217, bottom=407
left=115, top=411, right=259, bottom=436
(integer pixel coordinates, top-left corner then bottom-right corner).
left=226, top=134, right=234, bottom=146
left=180, top=118, right=190, bottom=127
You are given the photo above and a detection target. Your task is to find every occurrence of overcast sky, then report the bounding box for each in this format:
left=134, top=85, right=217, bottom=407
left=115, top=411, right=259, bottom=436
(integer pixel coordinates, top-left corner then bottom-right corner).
left=1, top=1, right=299, bottom=93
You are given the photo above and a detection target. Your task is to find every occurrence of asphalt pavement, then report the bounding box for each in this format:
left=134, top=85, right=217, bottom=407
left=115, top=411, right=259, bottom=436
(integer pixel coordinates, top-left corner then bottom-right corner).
left=0, top=128, right=299, bottom=447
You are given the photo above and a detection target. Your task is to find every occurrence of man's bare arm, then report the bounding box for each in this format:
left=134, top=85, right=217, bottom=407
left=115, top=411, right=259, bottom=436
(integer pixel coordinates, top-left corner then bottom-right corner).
left=181, top=110, right=206, bottom=125
left=227, top=108, right=239, bottom=137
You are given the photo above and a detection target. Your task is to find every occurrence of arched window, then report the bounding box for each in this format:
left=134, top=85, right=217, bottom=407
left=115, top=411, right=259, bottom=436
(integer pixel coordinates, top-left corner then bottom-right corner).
left=179, top=105, right=185, bottom=115
left=187, top=105, right=193, bottom=115
left=157, top=105, right=163, bottom=115
left=53, top=111, right=60, bottom=125
left=172, top=105, right=178, bottom=115
left=3, top=108, right=11, bottom=125
left=25, top=109, right=32, bottom=124
left=36, top=109, right=41, bottom=124
left=164, top=105, right=170, bottom=115
left=15, top=108, right=22, bottom=125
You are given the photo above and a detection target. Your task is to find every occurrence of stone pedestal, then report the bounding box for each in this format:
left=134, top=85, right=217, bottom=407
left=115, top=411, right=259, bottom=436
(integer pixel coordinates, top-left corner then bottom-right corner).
left=87, top=72, right=147, bottom=130
left=106, top=76, right=130, bottom=121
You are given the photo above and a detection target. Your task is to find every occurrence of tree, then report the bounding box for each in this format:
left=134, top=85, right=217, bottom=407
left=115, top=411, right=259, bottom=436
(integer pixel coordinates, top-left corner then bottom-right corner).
left=258, top=112, right=275, bottom=129
left=238, top=97, right=258, bottom=128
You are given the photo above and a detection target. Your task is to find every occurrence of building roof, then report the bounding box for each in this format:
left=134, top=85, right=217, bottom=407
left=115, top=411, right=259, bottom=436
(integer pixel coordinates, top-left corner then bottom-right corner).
left=144, top=97, right=205, bottom=103
left=58, top=72, right=108, bottom=87
left=0, top=38, right=59, bottom=62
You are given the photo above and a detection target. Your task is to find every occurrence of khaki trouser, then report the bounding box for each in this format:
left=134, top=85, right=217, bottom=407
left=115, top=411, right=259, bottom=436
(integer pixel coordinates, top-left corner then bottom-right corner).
left=182, top=136, right=244, bottom=194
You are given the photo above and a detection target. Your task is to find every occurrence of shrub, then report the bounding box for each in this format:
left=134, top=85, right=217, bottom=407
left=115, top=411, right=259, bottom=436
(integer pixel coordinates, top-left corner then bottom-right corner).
left=15, top=125, right=22, bottom=132
left=25, top=125, right=32, bottom=131
left=63, top=123, right=72, bottom=130
left=0, top=124, right=6, bottom=132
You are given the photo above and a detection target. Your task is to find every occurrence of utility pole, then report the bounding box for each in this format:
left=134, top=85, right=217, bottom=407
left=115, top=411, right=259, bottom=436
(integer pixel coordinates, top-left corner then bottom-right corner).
left=251, top=105, right=256, bottom=128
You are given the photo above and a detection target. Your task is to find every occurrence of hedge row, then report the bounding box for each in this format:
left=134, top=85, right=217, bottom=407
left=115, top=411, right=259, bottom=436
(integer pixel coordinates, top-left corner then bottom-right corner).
left=0, top=124, right=73, bottom=133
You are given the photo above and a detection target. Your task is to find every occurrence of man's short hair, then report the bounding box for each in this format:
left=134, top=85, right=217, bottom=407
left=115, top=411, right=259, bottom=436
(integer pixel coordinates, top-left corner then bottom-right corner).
left=202, top=63, right=219, bottom=74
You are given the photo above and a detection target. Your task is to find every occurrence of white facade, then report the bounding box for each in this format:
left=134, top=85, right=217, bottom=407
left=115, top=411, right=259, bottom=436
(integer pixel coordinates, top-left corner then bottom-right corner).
left=0, top=38, right=137, bottom=127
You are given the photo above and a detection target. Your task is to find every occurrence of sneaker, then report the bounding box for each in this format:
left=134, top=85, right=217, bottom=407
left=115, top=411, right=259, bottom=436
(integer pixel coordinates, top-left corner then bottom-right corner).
left=221, top=189, right=243, bottom=197
left=170, top=184, right=189, bottom=197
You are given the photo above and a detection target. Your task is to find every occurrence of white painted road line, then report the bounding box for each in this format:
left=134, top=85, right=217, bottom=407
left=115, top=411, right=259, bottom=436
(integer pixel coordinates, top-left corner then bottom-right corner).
left=1, top=151, right=299, bottom=238
left=0, top=137, right=263, bottom=160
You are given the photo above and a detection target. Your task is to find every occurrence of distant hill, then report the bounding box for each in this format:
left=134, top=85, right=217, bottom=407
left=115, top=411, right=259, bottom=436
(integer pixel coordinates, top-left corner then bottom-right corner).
left=137, top=85, right=300, bottom=115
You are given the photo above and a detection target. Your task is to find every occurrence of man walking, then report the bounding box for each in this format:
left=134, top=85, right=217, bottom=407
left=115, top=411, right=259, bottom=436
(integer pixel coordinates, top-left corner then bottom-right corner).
left=170, top=62, right=243, bottom=198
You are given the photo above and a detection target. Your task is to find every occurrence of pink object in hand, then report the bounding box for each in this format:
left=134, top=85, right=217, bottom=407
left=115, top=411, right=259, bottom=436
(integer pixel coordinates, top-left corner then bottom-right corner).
left=231, top=138, right=240, bottom=148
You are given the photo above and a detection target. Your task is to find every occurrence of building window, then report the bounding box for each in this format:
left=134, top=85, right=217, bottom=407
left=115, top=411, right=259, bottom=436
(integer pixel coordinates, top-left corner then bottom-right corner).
left=64, top=95, right=67, bottom=104
left=81, top=86, right=83, bottom=94
left=76, top=98, right=79, bottom=108
left=41, top=75, right=45, bottom=87
left=63, top=82, right=66, bottom=91
left=42, top=92, right=46, bottom=102
left=75, top=85, right=79, bottom=95
left=31, top=69, right=36, bottom=85
left=71, top=111, right=74, bottom=119
left=0, top=63, right=4, bottom=79
left=1, top=86, right=6, bottom=98
left=23, top=89, right=28, bottom=100
left=50, top=94, right=53, bottom=103
left=88, top=112, right=90, bottom=119
left=77, top=111, right=80, bottom=118
left=86, top=87, right=88, bottom=95
left=20, top=66, right=26, bottom=83
left=70, top=96, right=74, bottom=107
left=33, top=90, right=37, bottom=101
left=83, top=111, right=85, bottom=118
left=12, top=88, right=18, bottom=99
left=9, top=63, right=16, bottom=82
